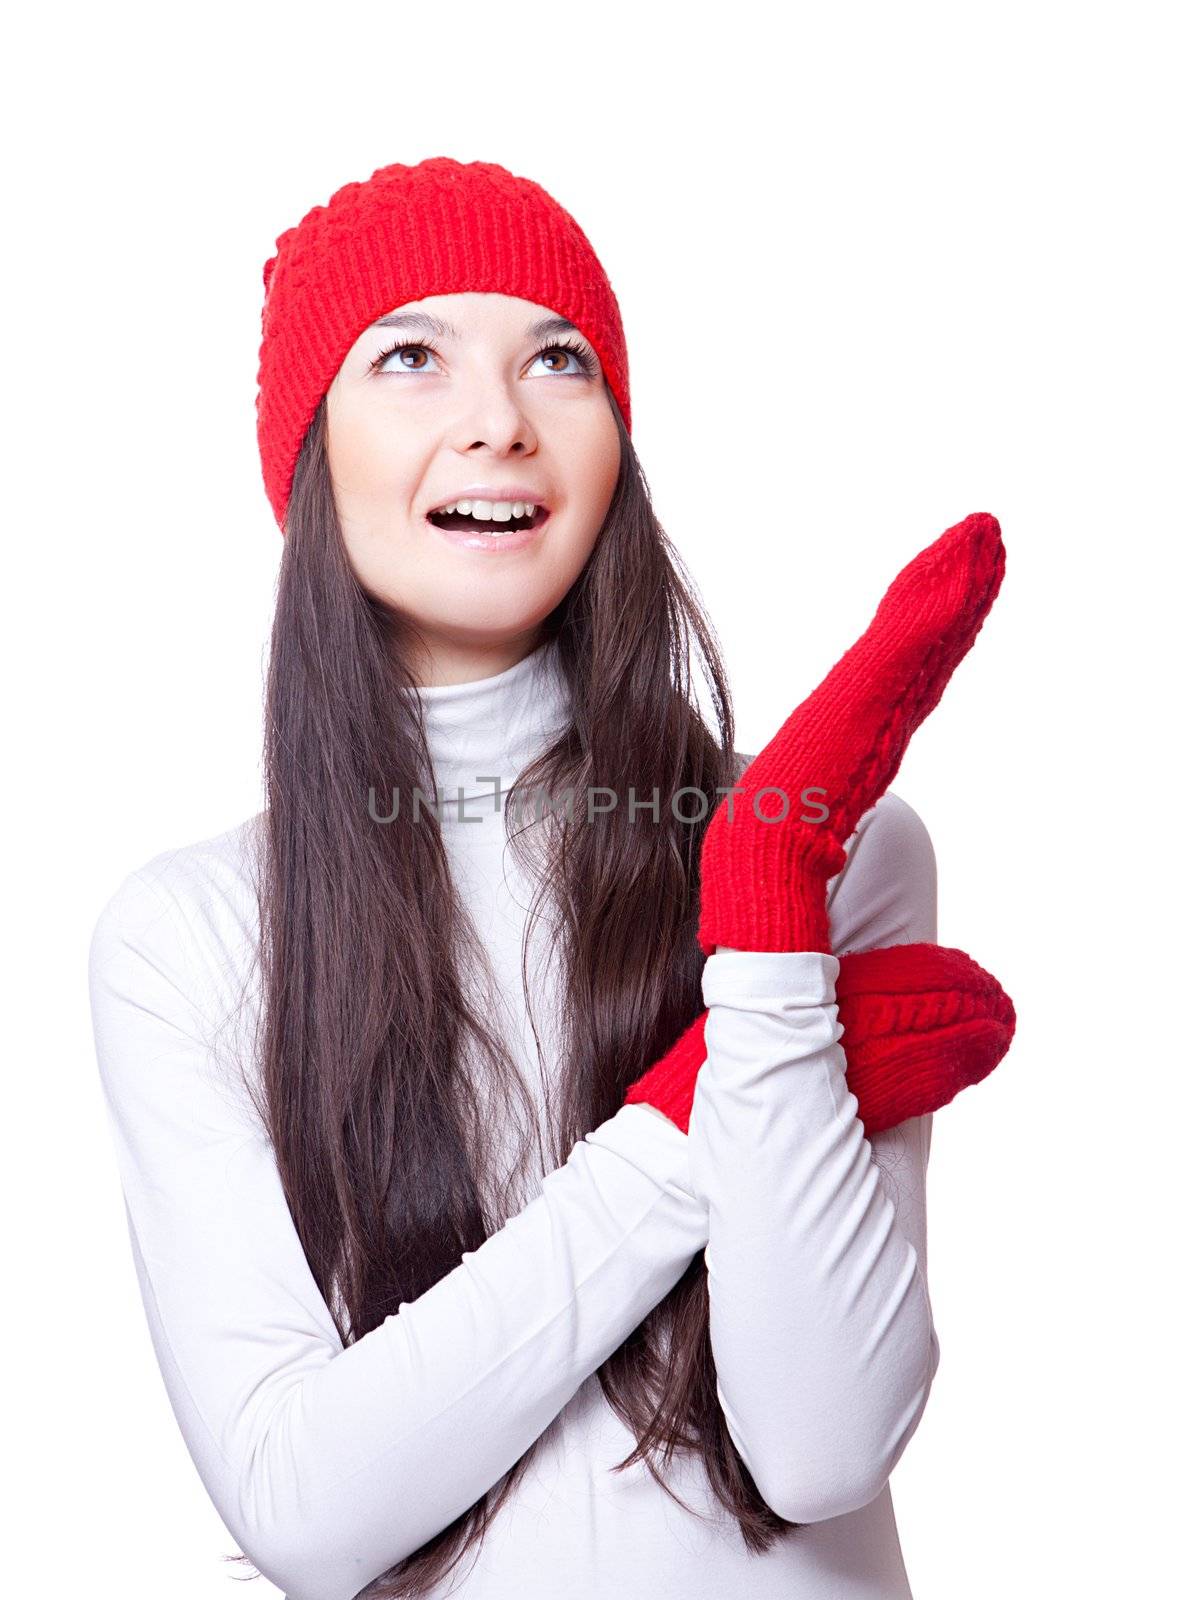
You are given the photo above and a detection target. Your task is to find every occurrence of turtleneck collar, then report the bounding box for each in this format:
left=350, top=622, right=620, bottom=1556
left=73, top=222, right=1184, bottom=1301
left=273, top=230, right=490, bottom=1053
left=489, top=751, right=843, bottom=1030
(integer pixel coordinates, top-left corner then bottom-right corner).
left=407, top=635, right=572, bottom=811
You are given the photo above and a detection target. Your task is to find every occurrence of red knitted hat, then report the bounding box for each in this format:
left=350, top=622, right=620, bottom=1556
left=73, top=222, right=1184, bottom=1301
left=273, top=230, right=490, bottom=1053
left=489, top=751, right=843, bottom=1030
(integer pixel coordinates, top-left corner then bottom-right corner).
left=255, top=156, right=633, bottom=531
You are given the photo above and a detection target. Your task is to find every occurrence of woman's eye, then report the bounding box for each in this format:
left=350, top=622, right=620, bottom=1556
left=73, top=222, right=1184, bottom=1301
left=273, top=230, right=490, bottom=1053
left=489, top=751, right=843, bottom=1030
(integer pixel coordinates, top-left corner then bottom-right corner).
left=373, top=343, right=439, bottom=374
left=528, top=345, right=590, bottom=376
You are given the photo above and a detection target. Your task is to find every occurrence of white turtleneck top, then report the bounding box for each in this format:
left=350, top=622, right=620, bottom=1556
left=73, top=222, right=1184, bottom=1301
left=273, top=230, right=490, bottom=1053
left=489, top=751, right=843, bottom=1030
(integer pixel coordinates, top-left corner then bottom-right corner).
left=88, top=636, right=940, bottom=1600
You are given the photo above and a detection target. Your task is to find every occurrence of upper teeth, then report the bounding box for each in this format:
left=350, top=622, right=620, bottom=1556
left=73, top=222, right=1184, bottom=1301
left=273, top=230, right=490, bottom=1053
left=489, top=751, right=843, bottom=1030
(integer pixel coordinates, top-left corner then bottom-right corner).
left=432, top=499, right=540, bottom=520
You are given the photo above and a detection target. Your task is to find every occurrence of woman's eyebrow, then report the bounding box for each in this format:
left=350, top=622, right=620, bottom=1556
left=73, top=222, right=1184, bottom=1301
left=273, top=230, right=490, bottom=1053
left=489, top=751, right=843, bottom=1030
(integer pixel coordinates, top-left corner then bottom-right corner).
left=371, top=311, right=582, bottom=342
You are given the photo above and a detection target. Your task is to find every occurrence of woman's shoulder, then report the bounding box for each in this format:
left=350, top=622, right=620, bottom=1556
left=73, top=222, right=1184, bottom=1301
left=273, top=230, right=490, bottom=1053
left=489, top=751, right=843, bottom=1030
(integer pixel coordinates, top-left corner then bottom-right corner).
left=89, top=810, right=266, bottom=991
left=837, top=789, right=934, bottom=867
left=87, top=813, right=270, bottom=1136
left=828, top=792, right=937, bottom=953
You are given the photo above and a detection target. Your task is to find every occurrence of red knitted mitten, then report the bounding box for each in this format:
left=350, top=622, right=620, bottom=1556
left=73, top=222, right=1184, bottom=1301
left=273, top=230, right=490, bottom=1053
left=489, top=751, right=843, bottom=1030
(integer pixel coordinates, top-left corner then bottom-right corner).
left=623, top=943, right=1015, bottom=1135
left=697, top=512, right=1006, bottom=955
left=834, top=943, right=1016, bottom=1135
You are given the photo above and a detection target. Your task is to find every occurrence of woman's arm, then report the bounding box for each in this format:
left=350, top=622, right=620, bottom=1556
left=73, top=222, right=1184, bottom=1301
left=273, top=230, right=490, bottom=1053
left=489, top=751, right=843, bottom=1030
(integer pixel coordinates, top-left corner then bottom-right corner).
left=88, top=862, right=707, bottom=1600
left=687, top=791, right=941, bottom=1524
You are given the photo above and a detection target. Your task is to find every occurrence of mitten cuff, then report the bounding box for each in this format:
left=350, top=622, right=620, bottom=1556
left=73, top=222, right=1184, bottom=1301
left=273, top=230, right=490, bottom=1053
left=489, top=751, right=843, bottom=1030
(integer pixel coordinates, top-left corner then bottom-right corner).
left=623, top=1010, right=709, bottom=1135
left=696, top=829, right=841, bottom=956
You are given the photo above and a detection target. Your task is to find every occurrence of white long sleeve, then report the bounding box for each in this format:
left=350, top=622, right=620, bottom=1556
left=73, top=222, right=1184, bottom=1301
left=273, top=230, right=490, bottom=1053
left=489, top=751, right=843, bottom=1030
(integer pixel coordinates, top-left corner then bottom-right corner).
left=88, top=636, right=942, bottom=1597
left=88, top=848, right=709, bottom=1600
left=687, top=791, right=941, bottom=1525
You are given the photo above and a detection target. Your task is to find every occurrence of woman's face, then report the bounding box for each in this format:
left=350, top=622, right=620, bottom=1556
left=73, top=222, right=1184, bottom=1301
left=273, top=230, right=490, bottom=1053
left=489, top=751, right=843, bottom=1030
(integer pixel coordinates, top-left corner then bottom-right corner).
left=326, top=291, right=620, bottom=685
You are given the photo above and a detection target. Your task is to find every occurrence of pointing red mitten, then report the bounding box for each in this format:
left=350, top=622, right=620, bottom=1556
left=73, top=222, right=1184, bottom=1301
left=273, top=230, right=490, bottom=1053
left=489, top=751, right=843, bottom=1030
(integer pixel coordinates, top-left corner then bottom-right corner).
left=697, top=512, right=1005, bottom=955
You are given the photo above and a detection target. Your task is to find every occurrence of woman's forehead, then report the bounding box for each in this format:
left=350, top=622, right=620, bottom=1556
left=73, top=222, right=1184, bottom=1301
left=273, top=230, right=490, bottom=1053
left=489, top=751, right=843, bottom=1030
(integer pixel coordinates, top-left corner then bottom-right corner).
left=380, top=290, right=566, bottom=324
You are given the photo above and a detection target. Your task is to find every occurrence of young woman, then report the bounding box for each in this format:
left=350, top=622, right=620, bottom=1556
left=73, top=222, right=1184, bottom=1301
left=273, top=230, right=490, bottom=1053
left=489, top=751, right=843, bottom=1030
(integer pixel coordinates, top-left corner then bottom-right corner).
left=88, top=157, right=1010, bottom=1600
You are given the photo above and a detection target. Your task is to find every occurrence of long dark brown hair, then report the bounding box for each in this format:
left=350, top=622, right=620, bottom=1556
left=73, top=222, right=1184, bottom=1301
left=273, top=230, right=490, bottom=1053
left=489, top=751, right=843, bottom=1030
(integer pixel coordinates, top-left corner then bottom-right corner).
left=232, top=389, right=807, bottom=1595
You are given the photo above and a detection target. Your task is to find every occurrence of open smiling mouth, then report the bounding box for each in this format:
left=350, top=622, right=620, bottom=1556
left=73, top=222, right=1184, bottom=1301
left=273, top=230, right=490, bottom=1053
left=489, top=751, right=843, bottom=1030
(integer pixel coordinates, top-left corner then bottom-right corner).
left=427, top=506, right=550, bottom=534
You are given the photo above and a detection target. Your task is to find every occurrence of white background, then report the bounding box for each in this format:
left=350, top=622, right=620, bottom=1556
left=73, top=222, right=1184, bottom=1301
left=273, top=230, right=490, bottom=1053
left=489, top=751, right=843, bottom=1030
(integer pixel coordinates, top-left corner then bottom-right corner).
left=4, top=1, right=1186, bottom=1594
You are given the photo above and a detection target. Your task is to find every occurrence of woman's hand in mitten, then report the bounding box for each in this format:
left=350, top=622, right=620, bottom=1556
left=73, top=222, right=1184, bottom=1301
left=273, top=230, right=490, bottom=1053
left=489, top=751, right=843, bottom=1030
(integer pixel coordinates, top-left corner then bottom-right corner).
left=832, top=942, right=1016, bottom=1135
left=698, top=511, right=1006, bottom=956
left=623, top=942, right=1015, bottom=1134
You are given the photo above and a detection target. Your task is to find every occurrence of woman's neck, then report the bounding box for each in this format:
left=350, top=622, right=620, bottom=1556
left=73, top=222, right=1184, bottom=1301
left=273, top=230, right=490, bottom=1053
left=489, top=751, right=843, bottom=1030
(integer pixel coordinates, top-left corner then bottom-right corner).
left=406, top=629, right=549, bottom=690
left=407, top=634, right=572, bottom=811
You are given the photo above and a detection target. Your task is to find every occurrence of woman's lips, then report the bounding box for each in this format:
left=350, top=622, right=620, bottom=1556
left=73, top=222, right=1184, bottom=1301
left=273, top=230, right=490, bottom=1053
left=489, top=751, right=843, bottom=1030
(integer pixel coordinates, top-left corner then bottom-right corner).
left=426, top=505, right=551, bottom=552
